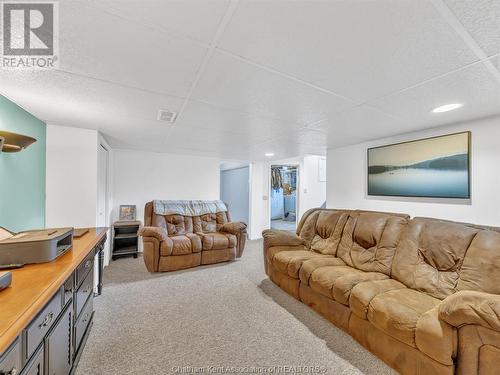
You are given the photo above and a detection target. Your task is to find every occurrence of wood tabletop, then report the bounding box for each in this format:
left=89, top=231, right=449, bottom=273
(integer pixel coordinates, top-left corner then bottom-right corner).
left=0, top=227, right=107, bottom=353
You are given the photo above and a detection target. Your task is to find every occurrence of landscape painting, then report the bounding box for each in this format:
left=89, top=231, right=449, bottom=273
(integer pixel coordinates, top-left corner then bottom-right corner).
left=368, top=132, right=470, bottom=199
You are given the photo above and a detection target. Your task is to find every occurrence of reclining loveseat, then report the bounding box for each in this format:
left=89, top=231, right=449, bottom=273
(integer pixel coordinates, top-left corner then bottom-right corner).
left=263, top=208, right=500, bottom=374
left=139, top=200, right=247, bottom=272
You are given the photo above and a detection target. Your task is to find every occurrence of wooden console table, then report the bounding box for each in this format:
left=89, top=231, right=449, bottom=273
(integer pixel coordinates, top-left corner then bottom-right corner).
left=0, top=228, right=107, bottom=375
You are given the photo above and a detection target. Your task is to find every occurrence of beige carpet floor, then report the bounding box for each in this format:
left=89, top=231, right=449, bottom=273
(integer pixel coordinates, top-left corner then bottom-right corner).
left=76, top=240, right=395, bottom=375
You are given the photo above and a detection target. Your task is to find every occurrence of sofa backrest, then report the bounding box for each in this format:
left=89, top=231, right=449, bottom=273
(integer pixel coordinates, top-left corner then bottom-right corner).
left=391, top=217, right=500, bottom=299
left=296, top=208, right=351, bottom=255
left=144, top=200, right=231, bottom=235
left=336, top=211, right=409, bottom=276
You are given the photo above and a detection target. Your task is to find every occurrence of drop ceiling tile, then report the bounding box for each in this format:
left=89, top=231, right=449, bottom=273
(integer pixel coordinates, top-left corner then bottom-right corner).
left=368, top=61, right=500, bottom=128
left=218, top=0, right=477, bottom=102
left=178, top=100, right=301, bottom=143
left=308, top=105, right=409, bottom=148
left=191, top=50, right=355, bottom=126
left=445, top=0, right=500, bottom=57
left=0, top=69, right=184, bottom=132
left=88, top=0, right=230, bottom=45
left=58, top=1, right=207, bottom=97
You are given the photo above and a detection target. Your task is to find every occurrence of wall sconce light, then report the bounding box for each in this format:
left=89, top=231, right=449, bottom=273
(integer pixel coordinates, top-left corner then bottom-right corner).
left=0, top=130, right=37, bottom=153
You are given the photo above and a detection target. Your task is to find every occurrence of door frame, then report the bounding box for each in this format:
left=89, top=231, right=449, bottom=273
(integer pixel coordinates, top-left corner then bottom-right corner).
left=97, top=139, right=111, bottom=266
left=268, top=163, right=299, bottom=230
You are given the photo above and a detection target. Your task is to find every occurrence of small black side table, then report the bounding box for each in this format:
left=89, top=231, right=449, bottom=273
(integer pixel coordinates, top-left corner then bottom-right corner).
left=112, top=221, right=141, bottom=260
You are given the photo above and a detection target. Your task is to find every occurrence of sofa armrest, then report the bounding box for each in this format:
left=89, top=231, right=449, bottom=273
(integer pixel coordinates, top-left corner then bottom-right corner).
left=219, top=221, right=247, bottom=258
left=262, top=229, right=305, bottom=248
left=438, top=290, right=500, bottom=331
left=138, top=226, right=169, bottom=242
left=219, top=221, right=247, bottom=235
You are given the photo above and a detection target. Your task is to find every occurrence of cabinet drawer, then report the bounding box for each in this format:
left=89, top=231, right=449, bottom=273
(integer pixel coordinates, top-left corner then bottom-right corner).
left=24, top=290, right=62, bottom=361
left=21, top=344, right=43, bottom=375
left=74, top=297, right=93, bottom=353
left=0, top=338, right=21, bottom=375
left=75, top=269, right=93, bottom=320
left=75, top=252, right=94, bottom=288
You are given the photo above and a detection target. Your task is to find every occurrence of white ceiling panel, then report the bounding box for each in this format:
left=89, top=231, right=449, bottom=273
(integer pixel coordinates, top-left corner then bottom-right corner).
left=1, top=0, right=500, bottom=162
left=192, top=51, right=355, bottom=126
left=309, top=105, right=410, bottom=149
left=445, top=0, right=500, bottom=57
left=58, top=1, right=207, bottom=97
left=368, top=61, right=500, bottom=128
left=178, top=100, right=303, bottom=143
left=89, top=0, right=230, bottom=45
left=0, top=69, right=185, bottom=134
left=219, top=0, right=478, bottom=102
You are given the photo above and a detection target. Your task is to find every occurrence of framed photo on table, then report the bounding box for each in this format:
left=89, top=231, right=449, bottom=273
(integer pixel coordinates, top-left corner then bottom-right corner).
left=119, top=205, right=136, bottom=221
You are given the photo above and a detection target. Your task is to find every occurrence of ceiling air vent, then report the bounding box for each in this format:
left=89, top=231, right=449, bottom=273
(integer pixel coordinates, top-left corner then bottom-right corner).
left=157, top=109, right=178, bottom=124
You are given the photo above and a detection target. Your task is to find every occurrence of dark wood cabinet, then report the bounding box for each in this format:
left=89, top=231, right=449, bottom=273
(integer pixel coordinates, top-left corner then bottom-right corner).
left=21, top=344, right=43, bottom=375
left=45, top=304, right=72, bottom=375
left=112, top=221, right=141, bottom=260
left=0, top=338, right=21, bottom=375
left=0, top=234, right=106, bottom=375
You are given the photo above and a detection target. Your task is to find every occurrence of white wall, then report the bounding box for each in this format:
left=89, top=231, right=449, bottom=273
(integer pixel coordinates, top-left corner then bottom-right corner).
left=301, top=155, right=327, bottom=216
left=220, top=166, right=250, bottom=224
left=112, top=149, right=221, bottom=225
left=46, top=125, right=113, bottom=269
left=46, top=125, right=99, bottom=228
left=249, top=162, right=270, bottom=239
left=327, top=116, right=500, bottom=226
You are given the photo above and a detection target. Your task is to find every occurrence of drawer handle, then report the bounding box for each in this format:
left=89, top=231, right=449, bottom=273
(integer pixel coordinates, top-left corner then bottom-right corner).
left=84, top=260, right=92, bottom=268
left=38, top=311, right=54, bottom=329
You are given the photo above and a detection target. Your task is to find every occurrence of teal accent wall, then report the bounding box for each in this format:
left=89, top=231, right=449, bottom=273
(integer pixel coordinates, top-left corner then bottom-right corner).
left=0, top=95, right=46, bottom=232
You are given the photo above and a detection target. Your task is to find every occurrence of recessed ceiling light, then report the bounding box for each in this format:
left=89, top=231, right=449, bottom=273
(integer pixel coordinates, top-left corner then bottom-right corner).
left=265, top=152, right=274, bottom=157
left=432, top=103, right=463, bottom=113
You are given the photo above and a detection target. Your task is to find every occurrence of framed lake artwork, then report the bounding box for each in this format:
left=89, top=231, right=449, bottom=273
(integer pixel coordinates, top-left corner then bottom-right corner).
left=367, top=131, right=471, bottom=199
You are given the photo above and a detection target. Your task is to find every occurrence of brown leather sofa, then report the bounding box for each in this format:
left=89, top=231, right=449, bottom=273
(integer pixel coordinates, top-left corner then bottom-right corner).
left=263, top=208, right=500, bottom=375
left=139, top=200, right=247, bottom=272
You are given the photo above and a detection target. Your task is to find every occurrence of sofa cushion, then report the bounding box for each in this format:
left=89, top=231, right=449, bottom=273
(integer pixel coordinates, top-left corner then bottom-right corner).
left=392, top=218, right=480, bottom=299
left=349, top=279, right=407, bottom=320
left=299, top=257, right=346, bottom=285
left=458, top=229, right=500, bottom=295
left=367, top=288, right=440, bottom=347
left=193, top=212, right=229, bottom=233
left=309, top=266, right=388, bottom=305
left=170, top=235, right=194, bottom=255
left=273, top=250, right=331, bottom=279
left=198, top=232, right=236, bottom=250
left=296, top=209, right=321, bottom=247
left=337, top=211, right=408, bottom=276
left=164, top=214, right=194, bottom=235
left=266, top=245, right=308, bottom=264
left=310, top=210, right=350, bottom=255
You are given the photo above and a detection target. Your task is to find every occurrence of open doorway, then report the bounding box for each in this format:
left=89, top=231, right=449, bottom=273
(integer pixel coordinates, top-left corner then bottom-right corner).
left=270, top=165, right=298, bottom=231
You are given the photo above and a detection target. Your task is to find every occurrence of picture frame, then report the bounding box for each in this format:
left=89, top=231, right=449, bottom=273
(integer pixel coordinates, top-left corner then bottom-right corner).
left=367, top=131, right=471, bottom=199
left=119, top=205, right=136, bottom=221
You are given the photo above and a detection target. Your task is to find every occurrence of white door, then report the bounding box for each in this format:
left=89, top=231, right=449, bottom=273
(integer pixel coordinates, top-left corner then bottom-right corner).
left=97, top=144, right=110, bottom=265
